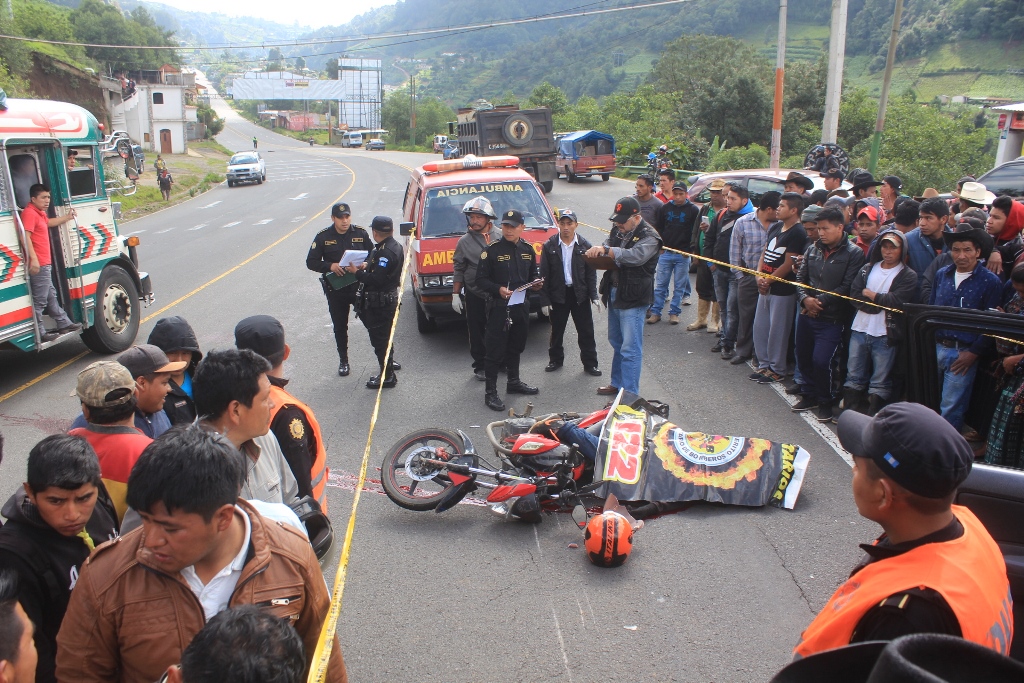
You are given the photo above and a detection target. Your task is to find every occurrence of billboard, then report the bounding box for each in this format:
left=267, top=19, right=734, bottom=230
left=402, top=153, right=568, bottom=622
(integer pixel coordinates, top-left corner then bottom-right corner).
left=230, top=72, right=346, bottom=101
left=339, top=58, right=382, bottom=130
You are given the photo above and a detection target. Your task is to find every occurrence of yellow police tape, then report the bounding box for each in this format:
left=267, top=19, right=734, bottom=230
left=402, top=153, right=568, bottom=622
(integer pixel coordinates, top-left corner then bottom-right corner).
left=307, top=237, right=415, bottom=683
left=583, top=221, right=1024, bottom=347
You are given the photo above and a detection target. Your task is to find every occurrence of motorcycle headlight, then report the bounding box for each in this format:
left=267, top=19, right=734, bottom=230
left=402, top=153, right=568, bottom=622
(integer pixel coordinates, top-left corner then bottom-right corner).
left=442, top=275, right=455, bottom=287
left=422, top=276, right=441, bottom=288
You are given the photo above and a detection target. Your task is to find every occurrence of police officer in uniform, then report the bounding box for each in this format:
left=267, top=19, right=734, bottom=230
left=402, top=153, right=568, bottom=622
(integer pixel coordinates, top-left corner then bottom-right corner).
left=453, top=196, right=497, bottom=381
left=352, top=216, right=404, bottom=389
left=475, top=209, right=543, bottom=411
left=306, top=202, right=371, bottom=376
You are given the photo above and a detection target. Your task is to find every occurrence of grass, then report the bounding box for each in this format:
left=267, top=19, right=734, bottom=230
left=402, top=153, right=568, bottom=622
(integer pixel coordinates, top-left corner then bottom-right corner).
left=112, top=142, right=232, bottom=219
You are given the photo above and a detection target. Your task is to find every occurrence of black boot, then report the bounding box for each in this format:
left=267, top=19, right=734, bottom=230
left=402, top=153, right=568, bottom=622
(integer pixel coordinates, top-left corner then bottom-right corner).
left=485, top=379, right=505, bottom=411
left=867, top=393, right=885, bottom=416
left=506, top=379, right=539, bottom=395
left=842, top=387, right=866, bottom=413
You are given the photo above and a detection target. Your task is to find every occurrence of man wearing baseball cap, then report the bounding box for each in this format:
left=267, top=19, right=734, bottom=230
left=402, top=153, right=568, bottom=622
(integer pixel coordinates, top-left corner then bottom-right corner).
left=821, top=168, right=845, bottom=193
left=586, top=196, right=662, bottom=395
left=648, top=180, right=699, bottom=324
left=794, top=402, right=1012, bottom=659
left=475, top=209, right=543, bottom=411
left=306, top=202, right=372, bottom=377
left=68, top=360, right=154, bottom=520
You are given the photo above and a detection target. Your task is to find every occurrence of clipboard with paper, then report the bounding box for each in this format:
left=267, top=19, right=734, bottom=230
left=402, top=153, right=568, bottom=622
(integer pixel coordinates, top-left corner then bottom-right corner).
left=508, top=279, right=544, bottom=306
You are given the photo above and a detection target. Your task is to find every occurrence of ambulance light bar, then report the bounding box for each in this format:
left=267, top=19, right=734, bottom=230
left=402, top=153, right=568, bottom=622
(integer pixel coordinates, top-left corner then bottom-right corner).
left=421, top=155, right=520, bottom=174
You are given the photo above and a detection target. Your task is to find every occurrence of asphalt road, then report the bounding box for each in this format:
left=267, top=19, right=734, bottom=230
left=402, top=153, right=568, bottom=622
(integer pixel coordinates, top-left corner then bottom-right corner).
left=0, top=91, right=869, bottom=681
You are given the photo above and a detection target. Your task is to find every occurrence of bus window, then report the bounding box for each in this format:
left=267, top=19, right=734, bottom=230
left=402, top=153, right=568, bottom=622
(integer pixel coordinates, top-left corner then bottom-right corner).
left=9, top=153, right=40, bottom=209
left=67, top=146, right=99, bottom=199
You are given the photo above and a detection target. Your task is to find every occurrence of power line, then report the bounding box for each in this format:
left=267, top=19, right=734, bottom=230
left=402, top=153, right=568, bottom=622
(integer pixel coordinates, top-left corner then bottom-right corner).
left=0, top=0, right=690, bottom=51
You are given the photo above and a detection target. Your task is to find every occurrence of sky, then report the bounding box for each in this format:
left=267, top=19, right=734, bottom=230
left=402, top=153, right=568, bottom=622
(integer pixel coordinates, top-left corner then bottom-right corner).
left=152, top=0, right=397, bottom=29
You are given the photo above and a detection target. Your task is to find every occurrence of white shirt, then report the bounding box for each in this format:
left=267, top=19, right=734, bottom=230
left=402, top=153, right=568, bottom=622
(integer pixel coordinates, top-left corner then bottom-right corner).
left=954, top=270, right=971, bottom=289
left=852, top=262, right=903, bottom=337
left=181, top=506, right=251, bottom=621
left=559, top=237, right=575, bottom=286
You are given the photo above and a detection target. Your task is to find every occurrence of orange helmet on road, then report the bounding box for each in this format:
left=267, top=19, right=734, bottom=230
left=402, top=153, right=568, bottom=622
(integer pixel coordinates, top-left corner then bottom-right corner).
left=583, top=511, right=633, bottom=568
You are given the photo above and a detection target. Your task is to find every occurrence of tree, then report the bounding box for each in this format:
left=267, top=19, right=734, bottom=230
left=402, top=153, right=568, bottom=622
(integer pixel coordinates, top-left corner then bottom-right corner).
left=526, top=82, right=568, bottom=116
left=708, top=144, right=770, bottom=171
left=295, top=56, right=306, bottom=71
left=268, top=47, right=283, bottom=61
left=381, top=88, right=455, bottom=146
left=70, top=0, right=176, bottom=71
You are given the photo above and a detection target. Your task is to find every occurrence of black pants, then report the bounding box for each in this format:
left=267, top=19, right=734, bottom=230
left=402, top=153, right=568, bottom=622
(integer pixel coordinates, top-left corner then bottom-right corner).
left=695, top=259, right=716, bottom=302
left=327, top=288, right=357, bottom=362
left=361, top=303, right=398, bottom=377
left=465, top=289, right=488, bottom=372
left=485, top=303, right=528, bottom=382
left=549, top=285, right=598, bottom=369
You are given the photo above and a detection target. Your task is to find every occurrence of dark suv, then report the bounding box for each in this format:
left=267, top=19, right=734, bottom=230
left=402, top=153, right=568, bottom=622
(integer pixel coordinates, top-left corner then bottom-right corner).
left=978, top=157, right=1024, bottom=197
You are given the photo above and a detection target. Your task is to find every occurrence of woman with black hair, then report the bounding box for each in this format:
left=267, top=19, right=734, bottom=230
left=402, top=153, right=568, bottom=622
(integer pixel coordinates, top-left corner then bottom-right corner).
left=985, top=262, right=1024, bottom=469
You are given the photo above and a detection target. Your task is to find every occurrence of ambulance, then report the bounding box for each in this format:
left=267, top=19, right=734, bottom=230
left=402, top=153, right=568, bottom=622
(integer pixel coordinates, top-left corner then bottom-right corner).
left=0, top=96, right=153, bottom=353
left=401, top=155, right=557, bottom=332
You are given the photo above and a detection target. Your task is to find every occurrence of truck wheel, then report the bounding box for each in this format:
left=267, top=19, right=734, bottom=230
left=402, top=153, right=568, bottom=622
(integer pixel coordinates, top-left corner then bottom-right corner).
left=81, top=266, right=140, bottom=354
left=602, top=174, right=610, bottom=181
left=567, top=170, right=576, bottom=183
left=416, top=300, right=436, bottom=334
left=541, top=181, right=553, bottom=193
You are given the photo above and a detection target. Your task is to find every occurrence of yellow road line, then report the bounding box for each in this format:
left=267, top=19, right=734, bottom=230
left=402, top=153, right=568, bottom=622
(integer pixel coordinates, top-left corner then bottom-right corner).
left=0, top=160, right=356, bottom=406
left=307, top=220, right=415, bottom=683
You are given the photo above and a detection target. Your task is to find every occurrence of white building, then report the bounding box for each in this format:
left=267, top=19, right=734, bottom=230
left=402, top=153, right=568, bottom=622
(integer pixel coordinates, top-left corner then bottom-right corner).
left=113, top=67, right=197, bottom=154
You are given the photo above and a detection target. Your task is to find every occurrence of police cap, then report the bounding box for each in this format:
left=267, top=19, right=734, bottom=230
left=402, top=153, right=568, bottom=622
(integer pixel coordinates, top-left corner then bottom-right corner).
left=234, top=315, right=286, bottom=361
left=331, top=202, right=352, bottom=218
left=370, top=216, right=393, bottom=232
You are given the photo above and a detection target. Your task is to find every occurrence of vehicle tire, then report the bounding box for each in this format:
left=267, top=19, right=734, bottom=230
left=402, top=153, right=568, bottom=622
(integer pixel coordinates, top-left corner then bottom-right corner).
left=381, top=429, right=464, bottom=511
left=567, top=170, right=576, bottom=183
left=262, top=173, right=266, bottom=182
left=81, top=266, right=140, bottom=354
left=541, top=180, right=554, bottom=193
left=602, top=174, right=610, bottom=181
left=257, top=176, right=263, bottom=185
left=416, top=299, right=436, bottom=334
left=227, top=180, right=234, bottom=187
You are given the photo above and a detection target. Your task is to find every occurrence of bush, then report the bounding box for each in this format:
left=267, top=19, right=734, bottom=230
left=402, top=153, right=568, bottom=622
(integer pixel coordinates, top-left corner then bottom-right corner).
left=202, top=172, right=224, bottom=184
left=707, top=144, right=770, bottom=171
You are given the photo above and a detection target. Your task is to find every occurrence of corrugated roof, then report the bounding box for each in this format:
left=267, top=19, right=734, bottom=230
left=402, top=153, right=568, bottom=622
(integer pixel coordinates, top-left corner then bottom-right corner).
left=991, top=102, right=1024, bottom=111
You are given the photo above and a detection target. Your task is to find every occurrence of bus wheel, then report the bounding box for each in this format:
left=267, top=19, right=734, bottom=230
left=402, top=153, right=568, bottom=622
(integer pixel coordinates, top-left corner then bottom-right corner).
left=81, top=266, right=140, bottom=354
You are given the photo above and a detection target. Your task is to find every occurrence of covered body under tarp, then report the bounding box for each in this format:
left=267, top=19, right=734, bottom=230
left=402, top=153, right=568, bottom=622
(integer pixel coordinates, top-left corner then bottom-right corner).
left=556, top=130, right=616, bottom=180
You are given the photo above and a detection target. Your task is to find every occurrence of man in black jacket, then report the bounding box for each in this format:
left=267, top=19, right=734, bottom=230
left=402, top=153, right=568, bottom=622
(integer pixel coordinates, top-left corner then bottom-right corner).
left=0, top=434, right=118, bottom=683
left=647, top=181, right=699, bottom=324
left=146, top=316, right=202, bottom=425
left=539, top=209, right=601, bottom=376
left=705, top=183, right=753, bottom=358
left=475, top=210, right=543, bottom=411
left=586, top=197, right=662, bottom=396
left=794, top=207, right=866, bottom=422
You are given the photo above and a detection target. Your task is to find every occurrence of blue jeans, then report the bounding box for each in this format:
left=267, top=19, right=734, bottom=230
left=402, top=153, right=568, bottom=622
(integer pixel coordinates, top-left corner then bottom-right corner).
left=844, top=330, right=897, bottom=399
left=936, top=343, right=979, bottom=430
left=649, top=251, right=691, bottom=316
left=557, top=423, right=599, bottom=462
left=712, top=268, right=736, bottom=347
left=607, top=288, right=646, bottom=394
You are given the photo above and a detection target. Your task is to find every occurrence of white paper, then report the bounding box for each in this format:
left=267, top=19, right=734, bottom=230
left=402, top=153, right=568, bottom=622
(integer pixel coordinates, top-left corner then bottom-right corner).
left=339, top=250, right=368, bottom=267
left=507, top=289, right=526, bottom=306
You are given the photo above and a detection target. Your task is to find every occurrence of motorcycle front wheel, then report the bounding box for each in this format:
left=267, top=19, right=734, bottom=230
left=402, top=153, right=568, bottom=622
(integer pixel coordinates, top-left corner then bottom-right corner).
left=381, top=429, right=464, bottom=511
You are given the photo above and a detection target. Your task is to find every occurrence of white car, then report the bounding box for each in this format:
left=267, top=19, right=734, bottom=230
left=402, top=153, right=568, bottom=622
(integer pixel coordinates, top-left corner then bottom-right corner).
left=226, top=151, right=266, bottom=187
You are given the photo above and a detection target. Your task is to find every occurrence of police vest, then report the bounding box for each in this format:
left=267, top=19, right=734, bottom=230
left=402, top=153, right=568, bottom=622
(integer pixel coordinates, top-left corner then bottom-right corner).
left=269, top=386, right=329, bottom=512
left=794, top=505, right=1013, bottom=659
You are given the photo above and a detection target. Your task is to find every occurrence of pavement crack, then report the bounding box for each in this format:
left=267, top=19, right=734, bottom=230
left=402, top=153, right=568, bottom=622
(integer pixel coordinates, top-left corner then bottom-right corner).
left=757, top=524, right=813, bottom=613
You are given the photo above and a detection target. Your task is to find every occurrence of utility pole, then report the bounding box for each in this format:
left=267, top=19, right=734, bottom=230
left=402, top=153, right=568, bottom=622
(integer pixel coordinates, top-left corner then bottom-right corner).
left=821, top=0, right=848, bottom=145
left=769, top=0, right=788, bottom=169
left=410, top=76, right=417, bottom=147
left=868, top=0, right=905, bottom=174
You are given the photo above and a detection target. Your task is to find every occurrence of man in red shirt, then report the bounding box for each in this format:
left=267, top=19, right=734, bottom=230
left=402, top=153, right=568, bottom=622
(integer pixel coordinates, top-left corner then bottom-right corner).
left=22, top=183, right=80, bottom=342
left=67, top=360, right=153, bottom=522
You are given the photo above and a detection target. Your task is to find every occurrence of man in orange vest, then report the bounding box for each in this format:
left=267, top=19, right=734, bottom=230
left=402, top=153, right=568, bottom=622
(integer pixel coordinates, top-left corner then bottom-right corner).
left=234, top=315, right=329, bottom=513
left=794, top=402, right=1013, bottom=659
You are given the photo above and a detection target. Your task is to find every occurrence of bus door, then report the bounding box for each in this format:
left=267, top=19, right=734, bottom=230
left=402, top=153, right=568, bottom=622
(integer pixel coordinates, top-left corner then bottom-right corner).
left=64, top=143, right=113, bottom=327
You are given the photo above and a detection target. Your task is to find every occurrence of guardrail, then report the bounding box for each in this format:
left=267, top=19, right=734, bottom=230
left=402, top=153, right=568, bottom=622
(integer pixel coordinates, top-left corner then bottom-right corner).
left=621, top=165, right=702, bottom=178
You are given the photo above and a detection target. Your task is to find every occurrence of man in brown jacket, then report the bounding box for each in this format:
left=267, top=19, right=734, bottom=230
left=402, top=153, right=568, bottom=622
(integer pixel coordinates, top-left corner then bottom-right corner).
left=55, top=427, right=346, bottom=683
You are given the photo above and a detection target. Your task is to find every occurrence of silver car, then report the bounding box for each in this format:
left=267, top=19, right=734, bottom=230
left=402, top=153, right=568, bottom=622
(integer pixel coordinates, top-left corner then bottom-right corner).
left=226, top=152, right=266, bottom=187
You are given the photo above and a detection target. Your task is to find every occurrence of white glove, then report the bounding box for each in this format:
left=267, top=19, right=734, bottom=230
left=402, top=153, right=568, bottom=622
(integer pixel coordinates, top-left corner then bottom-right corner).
left=541, top=305, right=551, bottom=316
left=452, top=294, right=464, bottom=315
left=592, top=299, right=601, bottom=312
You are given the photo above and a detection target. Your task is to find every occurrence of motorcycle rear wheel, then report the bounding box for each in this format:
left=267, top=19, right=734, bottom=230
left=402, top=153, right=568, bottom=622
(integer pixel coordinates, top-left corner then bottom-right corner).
left=381, top=429, right=464, bottom=511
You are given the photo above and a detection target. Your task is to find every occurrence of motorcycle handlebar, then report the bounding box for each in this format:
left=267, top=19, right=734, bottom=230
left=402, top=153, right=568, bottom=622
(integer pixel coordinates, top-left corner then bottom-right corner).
left=485, top=421, right=515, bottom=455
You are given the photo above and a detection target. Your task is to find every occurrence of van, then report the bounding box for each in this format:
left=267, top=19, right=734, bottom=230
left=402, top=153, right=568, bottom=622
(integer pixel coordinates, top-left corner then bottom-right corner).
left=0, top=97, right=154, bottom=353
left=342, top=132, right=363, bottom=148
left=401, top=155, right=557, bottom=332
left=432, top=134, right=447, bottom=153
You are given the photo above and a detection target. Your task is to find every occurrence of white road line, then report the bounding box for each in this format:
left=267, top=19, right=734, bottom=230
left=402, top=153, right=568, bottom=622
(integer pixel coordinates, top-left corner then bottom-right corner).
left=187, top=223, right=208, bottom=231
left=123, top=230, right=146, bottom=236
left=200, top=201, right=222, bottom=209
left=552, top=609, right=574, bottom=683
left=155, top=227, right=175, bottom=234
left=576, top=598, right=586, bottom=630
left=764, top=370, right=854, bottom=467
left=254, top=219, right=273, bottom=225
left=290, top=215, right=307, bottom=223
left=288, top=193, right=309, bottom=201
left=222, top=221, right=241, bottom=228
left=533, top=525, right=543, bottom=558
left=380, top=186, right=388, bottom=192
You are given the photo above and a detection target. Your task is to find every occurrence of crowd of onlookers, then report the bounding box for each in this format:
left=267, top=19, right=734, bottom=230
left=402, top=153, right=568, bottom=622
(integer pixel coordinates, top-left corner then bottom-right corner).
left=642, top=167, right=1024, bottom=470
left=0, top=315, right=346, bottom=683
